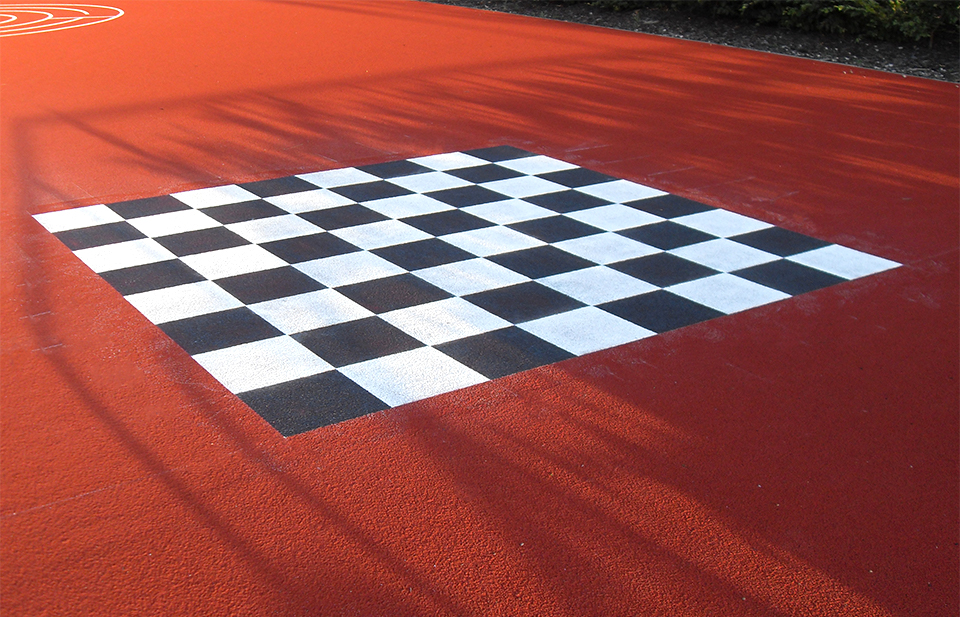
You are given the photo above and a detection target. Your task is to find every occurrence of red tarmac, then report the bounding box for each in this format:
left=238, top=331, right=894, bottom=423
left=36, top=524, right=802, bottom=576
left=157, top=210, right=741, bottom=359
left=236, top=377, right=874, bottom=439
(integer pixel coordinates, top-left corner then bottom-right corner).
left=1, top=1, right=957, bottom=615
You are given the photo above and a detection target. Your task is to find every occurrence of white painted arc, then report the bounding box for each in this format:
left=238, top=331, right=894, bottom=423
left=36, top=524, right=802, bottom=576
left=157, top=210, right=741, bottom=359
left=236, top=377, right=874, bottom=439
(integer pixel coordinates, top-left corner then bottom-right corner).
left=0, top=4, right=123, bottom=37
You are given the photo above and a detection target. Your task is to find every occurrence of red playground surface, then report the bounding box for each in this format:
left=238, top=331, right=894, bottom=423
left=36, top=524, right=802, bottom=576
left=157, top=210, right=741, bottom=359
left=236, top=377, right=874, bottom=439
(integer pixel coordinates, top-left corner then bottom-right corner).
left=2, top=1, right=957, bottom=615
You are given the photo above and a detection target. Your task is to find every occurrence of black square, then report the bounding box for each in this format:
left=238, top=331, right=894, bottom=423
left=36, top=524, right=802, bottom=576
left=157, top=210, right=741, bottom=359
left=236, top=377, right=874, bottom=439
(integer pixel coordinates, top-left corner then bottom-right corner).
left=357, top=160, right=431, bottom=179
left=625, top=194, right=714, bottom=218
left=524, top=190, right=611, bottom=213
left=293, top=317, right=424, bottom=367
left=155, top=227, right=250, bottom=257
left=240, top=372, right=388, bottom=436
left=427, top=185, right=509, bottom=207
left=215, top=267, right=325, bottom=304
left=464, top=146, right=535, bottom=162
left=447, top=164, right=523, bottom=184
left=729, top=227, right=831, bottom=257
left=436, top=326, right=573, bottom=379
left=298, top=204, right=387, bottom=230
left=600, top=291, right=723, bottom=333
left=330, top=181, right=411, bottom=203
left=337, top=274, right=451, bottom=313
left=238, top=176, right=318, bottom=198
left=402, top=209, right=494, bottom=235
left=55, top=221, right=145, bottom=250
left=611, top=253, right=718, bottom=287
left=100, top=260, right=205, bottom=295
left=464, top=282, right=584, bottom=324
left=732, top=260, right=845, bottom=295
left=202, top=200, right=287, bottom=225
left=537, top=168, right=617, bottom=188
left=373, top=238, right=473, bottom=271
left=508, top=216, right=602, bottom=243
left=617, top=221, right=714, bottom=250
left=489, top=246, right=594, bottom=279
left=108, top=195, right=190, bottom=219
left=159, top=308, right=282, bottom=355
left=260, top=233, right=358, bottom=263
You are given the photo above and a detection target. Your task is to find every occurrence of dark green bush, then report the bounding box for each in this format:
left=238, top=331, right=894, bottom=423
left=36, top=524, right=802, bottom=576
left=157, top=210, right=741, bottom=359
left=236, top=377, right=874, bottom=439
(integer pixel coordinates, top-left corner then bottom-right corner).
left=584, top=0, right=959, bottom=44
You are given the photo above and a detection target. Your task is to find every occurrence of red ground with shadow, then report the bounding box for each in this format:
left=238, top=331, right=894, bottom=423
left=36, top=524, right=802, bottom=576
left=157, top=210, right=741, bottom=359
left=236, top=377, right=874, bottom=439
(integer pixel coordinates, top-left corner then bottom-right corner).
left=1, top=1, right=957, bottom=615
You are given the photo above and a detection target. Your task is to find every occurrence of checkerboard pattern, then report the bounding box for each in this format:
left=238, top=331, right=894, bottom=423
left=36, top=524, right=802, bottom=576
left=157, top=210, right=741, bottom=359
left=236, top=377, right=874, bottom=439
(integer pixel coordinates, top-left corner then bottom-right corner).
left=34, top=146, right=900, bottom=435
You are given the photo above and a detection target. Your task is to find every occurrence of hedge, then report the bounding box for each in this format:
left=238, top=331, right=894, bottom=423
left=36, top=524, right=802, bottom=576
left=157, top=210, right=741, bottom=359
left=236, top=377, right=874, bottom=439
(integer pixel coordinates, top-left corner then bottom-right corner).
left=581, top=1, right=960, bottom=45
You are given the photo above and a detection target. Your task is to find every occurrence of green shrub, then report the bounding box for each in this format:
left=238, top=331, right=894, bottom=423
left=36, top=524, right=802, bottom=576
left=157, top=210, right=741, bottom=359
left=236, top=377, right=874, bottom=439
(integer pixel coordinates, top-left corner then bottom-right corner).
left=585, top=0, right=959, bottom=44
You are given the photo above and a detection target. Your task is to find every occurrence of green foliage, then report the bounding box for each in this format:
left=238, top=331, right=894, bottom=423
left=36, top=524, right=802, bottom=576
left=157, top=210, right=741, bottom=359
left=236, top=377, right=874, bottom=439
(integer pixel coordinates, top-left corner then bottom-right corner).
left=584, top=0, right=959, bottom=43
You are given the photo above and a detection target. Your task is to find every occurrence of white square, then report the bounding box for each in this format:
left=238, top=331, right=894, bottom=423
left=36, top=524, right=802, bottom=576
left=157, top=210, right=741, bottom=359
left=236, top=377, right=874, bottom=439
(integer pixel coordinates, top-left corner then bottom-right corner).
left=331, top=220, right=431, bottom=250
left=520, top=307, right=654, bottom=356
left=226, top=215, right=322, bottom=244
left=265, top=189, right=354, bottom=214
left=576, top=180, right=667, bottom=203
left=181, top=244, right=288, bottom=280
left=668, top=273, right=790, bottom=314
left=554, top=233, right=659, bottom=264
left=297, top=168, right=379, bottom=188
left=408, top=152, right=488, bottom=171
left=34, top=204, right=121, bottom=233
left=172, top=185, right=259, bottom=209
left=463, top=199, right=554, bottom=225
left=126, top=209, right=221, bottom=238
left=249, top=289, right=373, bottom=334
left=496, top=155, right=578, bottom=175
left=413, top=258, right=529, bottom=296
left=441, top=226, right=545, bottom=257
left=295, top=251, right=405, bottom=287
left=73, top=239, right=177, bottom=273
left=126, top=281, right=242, bottom=324
left=361, top=193, right=453, bottom=219
left=193, top=336, right=333, bottom=394
left=381, top=298, right=510, bottom=345
left=481, top=176, right=567, bottom=198
left=338, top=347, right=487, bottom=408
left=670, top=239, right=779, bottom=272
left=387, top=171, right=471, bottom=194
left=539, top=266, right=656, bottom=305
left=565, top=204, right=663, bottom=231
left=787, top=245, right=899, bottom=280
left=672, top=209, right=772, bottom=237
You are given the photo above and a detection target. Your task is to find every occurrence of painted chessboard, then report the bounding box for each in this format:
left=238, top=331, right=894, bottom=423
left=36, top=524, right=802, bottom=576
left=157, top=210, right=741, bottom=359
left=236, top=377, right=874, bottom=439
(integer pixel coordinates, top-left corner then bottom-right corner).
left=33, top=146, right=899, bottom=435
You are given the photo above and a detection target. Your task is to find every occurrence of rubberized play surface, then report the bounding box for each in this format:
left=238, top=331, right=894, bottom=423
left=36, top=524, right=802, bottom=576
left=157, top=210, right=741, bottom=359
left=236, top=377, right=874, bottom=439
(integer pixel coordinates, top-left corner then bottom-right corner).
left=2, top=1, right=957, bottom=615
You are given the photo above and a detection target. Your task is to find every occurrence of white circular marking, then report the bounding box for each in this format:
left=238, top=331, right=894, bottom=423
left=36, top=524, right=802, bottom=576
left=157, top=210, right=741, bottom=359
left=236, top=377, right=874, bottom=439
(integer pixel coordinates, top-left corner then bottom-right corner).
left=0, top=4, right=122, bottom=37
